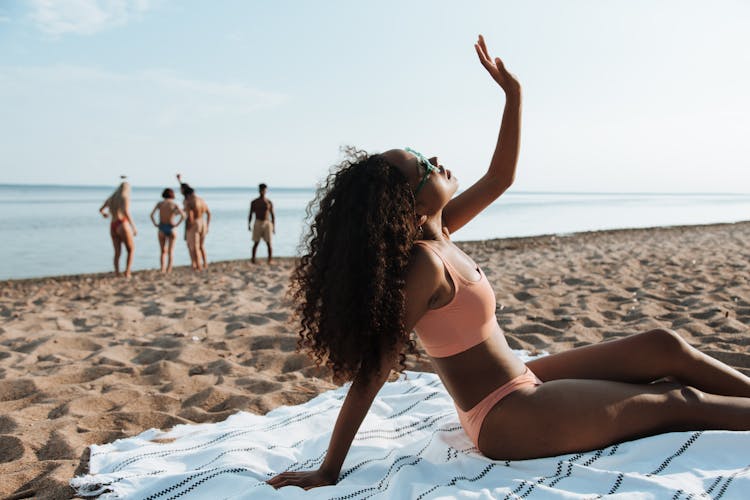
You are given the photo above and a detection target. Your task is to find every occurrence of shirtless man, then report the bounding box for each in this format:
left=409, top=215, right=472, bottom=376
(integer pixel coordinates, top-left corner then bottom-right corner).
left=248, top=183, right=275, bottom=264
left=149, top=188, right=184, bottom=272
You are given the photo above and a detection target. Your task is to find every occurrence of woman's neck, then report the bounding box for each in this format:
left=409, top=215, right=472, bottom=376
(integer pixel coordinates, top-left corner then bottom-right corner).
left=420, top=213, right=447, bottom=241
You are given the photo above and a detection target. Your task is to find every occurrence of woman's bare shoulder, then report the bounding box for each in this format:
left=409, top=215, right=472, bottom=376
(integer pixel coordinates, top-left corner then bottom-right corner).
left=407, top=243, right=446, bottom=290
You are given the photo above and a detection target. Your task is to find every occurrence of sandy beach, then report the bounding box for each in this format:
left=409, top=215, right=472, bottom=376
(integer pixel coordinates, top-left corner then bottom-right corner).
left=1, top=222, right=749, bottom=499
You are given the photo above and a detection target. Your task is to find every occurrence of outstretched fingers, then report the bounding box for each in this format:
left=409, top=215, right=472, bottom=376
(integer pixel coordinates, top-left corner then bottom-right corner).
left=475, top=34, right=503, bottom=78
left=474, top=34, right=520, bottom=92
left=474, top=34, right=491, bottom=66
left=478, top=34, right=489, bottom=56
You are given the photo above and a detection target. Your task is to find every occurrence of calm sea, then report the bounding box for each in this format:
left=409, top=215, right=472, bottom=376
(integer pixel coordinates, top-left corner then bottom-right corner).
left=1, top=184, right=749, bottom=280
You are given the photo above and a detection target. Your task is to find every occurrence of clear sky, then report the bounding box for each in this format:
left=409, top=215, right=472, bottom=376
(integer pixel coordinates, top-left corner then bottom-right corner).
left=1, top=0, right=749, bottom=192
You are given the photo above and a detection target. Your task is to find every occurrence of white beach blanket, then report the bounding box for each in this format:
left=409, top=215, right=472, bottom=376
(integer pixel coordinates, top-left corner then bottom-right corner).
left=71, top=368, right=750, bottom=499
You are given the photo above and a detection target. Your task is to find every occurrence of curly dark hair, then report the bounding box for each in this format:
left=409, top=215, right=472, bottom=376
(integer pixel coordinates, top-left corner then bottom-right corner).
left=291, top=148, right=420, bottom=383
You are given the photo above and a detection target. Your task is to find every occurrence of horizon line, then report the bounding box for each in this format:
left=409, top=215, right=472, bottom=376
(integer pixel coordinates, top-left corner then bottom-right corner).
left=1, top=182, right=750, bottom=197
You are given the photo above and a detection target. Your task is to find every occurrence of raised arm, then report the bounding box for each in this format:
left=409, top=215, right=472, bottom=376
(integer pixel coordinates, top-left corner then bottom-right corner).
left=443, top=35, right=522, bottom=234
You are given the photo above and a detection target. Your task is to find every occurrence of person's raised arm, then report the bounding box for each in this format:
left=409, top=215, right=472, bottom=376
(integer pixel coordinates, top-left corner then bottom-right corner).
left=443, top=34, right=522, bottom=234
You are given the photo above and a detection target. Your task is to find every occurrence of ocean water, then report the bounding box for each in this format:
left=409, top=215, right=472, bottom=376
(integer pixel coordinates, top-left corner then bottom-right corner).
left=1, top=184, right=749, bottom=280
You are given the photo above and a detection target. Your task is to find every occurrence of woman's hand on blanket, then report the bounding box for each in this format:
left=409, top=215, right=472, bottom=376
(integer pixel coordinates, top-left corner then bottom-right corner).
left=266, top=468, right=337, bottom=490
left=474, top=34, right=520, bottom=94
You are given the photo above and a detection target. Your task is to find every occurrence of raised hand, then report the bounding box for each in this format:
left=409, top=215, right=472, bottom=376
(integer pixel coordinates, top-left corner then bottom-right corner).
left=474, top=34, right=520, bottom=94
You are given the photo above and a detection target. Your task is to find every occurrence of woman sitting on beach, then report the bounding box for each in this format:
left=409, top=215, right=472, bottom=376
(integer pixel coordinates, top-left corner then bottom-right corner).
left=268, top=35, right=750, bottom=490
left=149, top=188, right=185, bottom=273
left=99, top=180, right=137, bottom=278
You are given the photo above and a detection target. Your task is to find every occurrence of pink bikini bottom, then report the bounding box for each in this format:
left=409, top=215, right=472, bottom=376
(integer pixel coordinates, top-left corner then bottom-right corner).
left=455, top=367, right=543, bottom=447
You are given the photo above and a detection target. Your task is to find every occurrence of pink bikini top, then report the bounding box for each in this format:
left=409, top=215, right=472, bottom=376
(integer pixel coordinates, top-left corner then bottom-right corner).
left=412, top=240, right=501, bottom=358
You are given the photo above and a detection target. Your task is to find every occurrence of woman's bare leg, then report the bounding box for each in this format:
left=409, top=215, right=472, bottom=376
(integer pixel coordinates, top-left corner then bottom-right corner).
left=186, top=227, right=199, bottom=270
left=198, top=231, right=208, bottom=270
left=480, top=378, right=750, bottom=460
left=119, top=224, right=135, bottom=278
left=158, top=232, right=167, bottom=272
left=526, top=329, right=750, bottom=398
left=166, top=234, right=175, bottom=272
left=200, top=246, right=208, bottom=270
left=111, top=231, right=121, bottom=276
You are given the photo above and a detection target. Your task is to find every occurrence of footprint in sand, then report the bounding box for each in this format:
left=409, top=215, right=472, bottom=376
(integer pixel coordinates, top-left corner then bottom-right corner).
left=236, top=377, right=283, bottom=394
left=249, top=335, right=298, bottom=352
left=141, top=303, right=162, bottom=316
left=511, top=323, right=564, bottom=336
left=513, top=291, right=535, bottom=301
left=181, top=387, right=252, bottom=413
left=0, top=415, right=17, bottom=433
left=247, top=314, right=271, bottom=326
left=36, top=431, right=76, bottom=460
left=225, top=322, right=246, bottom=334
left=7, top=336, right=51, bottom=354
left=0, top=379, right=37, bottom=402
left=79, top=411, right=188, bottom=434
left=579, top=316, right=603, bottom=328
left=0, top=435, right=25, bottom=463
left=147, top=336, right=183, bottom=349
left=132, top=348, right=181, bottom=365
left=263, top=311, right=288, bottom=322
left=281, top=353, right=312, bottom=373
left=206, top=359, right=234, bottom=375
left=690, top=308, right=722, bottom=320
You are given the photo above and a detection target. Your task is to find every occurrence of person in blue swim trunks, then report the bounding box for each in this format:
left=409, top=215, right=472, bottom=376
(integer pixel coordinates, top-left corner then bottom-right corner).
left=150, top=188, right=185, bottom=272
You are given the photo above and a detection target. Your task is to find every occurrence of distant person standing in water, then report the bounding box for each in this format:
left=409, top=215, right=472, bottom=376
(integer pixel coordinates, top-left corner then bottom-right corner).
left=99, top=179, right=137, bottom=278
left=249, top=183, right=275, bottom=264
left=149, top=188, right=184, bottom=272
left=177, top=174, right=211, bottom=271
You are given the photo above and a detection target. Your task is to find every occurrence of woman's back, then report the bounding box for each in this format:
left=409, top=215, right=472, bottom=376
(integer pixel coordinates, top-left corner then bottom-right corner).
left=106, top=183, right=130, bottom=220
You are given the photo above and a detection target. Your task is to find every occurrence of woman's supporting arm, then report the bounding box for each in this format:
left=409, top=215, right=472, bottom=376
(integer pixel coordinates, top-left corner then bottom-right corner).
left=267, top=348, right=397, bottom=489
left=318, top=365, right=392, bottom=481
